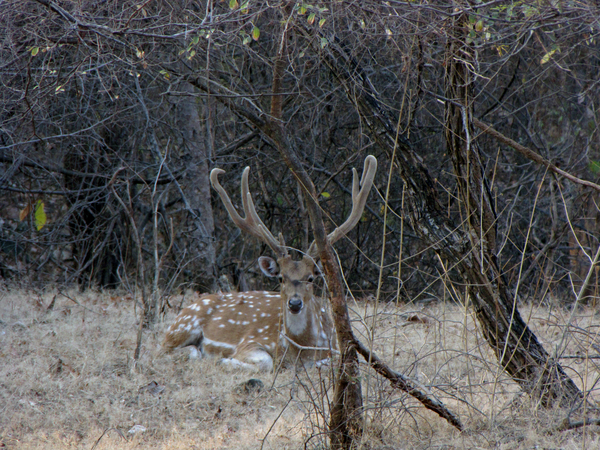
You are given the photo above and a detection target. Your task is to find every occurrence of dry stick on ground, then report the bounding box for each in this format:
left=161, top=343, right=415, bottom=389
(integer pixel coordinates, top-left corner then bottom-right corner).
left=557, top=417, right=600, bottom=432
left=353, top=339, right=464, bottom=431
left=90, top=427, right=128, bottom=450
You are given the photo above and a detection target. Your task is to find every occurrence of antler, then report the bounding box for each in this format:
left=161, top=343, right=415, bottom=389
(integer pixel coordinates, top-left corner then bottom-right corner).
left=308, top=155, right=378, bottom=256
left=210, top=167, right=288, bottom=257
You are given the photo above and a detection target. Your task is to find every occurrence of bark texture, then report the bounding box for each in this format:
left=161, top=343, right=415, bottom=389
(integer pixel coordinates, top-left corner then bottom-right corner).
left=172, top=82, right=217, bottom=288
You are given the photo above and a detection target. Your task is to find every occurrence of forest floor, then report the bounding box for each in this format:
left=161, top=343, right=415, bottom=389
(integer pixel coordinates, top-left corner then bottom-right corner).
left=2, top=287, right=600, bottom=449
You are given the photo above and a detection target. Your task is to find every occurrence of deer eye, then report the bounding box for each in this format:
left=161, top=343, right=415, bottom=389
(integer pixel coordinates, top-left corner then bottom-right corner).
left=307, top=275, right=315, bottom=283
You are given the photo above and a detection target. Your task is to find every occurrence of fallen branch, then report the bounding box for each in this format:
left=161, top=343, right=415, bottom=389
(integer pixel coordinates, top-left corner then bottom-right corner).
left=557, top=416, right=600, bottom=431
left=353, top=339, right=464, bottom=431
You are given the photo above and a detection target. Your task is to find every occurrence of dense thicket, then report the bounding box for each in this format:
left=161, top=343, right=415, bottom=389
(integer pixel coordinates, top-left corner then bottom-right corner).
left=1, top=1, right=598, bottom=304
left=1, top=1, right=599, bottom=440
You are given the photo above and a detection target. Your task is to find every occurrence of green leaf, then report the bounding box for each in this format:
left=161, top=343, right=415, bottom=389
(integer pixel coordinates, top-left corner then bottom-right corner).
left=31, top=47, right=39, bottom=56
left=192, top=36, right=200, bottom=45
left=229, top=0, right=238, bottom=10
left=589, top=160, right=600, bottom=174
left=34, top=200, right=47, bottom=231
left=307, top=12, right=316, bottom=25
left=320, top=37, right=328, bottom=48
left=318, top=18, right=326, bottom=28
left=299, top=5, right=307, bottom=15
left=321, top=192, right=330, bottom=198
left=466, top=29, right=476, bottom=44
left=540, top=47, right=558, bottom=65
left=252, top=26, right=260, bottom=41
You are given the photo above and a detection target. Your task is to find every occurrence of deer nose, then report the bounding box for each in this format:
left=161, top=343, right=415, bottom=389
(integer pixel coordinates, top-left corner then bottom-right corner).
left=288, top=297, right=303, bottom=314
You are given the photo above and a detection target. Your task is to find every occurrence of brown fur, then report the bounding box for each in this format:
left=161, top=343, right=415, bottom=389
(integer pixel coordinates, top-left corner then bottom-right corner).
left=162, top=258, right=336, bottom=371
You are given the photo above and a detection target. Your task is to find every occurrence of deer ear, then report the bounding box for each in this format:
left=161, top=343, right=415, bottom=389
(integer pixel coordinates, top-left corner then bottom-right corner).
left=314, top=260, right=323, bottom=277
left=258, top=256, right=280, bottom=278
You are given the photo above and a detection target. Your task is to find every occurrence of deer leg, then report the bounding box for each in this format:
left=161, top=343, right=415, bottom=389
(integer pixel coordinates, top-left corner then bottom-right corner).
left=220, top=349, right=274, bottom=372
left=315, top=357, right=332, bottom=368
left=162, top=320, right=205, bottom=356
left=188, top=346, right=203, bottom=359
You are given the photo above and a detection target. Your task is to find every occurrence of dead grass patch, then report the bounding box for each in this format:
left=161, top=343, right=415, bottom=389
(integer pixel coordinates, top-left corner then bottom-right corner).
left=1, top=287, right=600, bottom=449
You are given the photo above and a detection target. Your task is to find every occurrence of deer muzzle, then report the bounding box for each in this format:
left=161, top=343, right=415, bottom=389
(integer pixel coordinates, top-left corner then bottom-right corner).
left=287, top=297, right=303, bottom=314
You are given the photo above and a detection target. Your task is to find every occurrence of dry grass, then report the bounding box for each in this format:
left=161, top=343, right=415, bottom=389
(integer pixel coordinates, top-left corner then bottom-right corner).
left=2, top=286, right=600, bottom=449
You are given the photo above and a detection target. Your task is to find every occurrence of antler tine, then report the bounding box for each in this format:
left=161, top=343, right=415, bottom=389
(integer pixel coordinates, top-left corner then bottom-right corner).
left=308, top=155, right=378, bottom=257
left=241, top=167, right=288, bottom=256
left=211, top=167, right=287, bottom=257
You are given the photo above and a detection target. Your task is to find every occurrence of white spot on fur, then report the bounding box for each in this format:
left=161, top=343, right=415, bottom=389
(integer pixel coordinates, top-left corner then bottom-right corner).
left=204, top=337, right=236, bottom=350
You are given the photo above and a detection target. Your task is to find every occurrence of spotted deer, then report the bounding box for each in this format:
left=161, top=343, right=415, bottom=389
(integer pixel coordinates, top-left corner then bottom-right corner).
left=161, top=156, right=377, bottom=371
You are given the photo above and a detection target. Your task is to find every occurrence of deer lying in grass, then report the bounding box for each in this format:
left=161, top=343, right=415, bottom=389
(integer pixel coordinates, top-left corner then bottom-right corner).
left=161, top=156, right=377, bottom=371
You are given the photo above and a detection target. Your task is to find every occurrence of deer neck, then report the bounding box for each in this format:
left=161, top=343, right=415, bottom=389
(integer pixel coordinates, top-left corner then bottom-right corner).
left=283, top=295, right=327, bottom=347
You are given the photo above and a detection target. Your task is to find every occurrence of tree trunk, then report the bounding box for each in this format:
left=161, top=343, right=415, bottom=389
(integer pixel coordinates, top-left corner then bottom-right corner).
left=171, top=82, right=217, bottom=290
left=266, top=121, right=364, bottom=448
left=268, top=11, right=363, bottom=444
left=442, top=12, right=582, bottom=408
